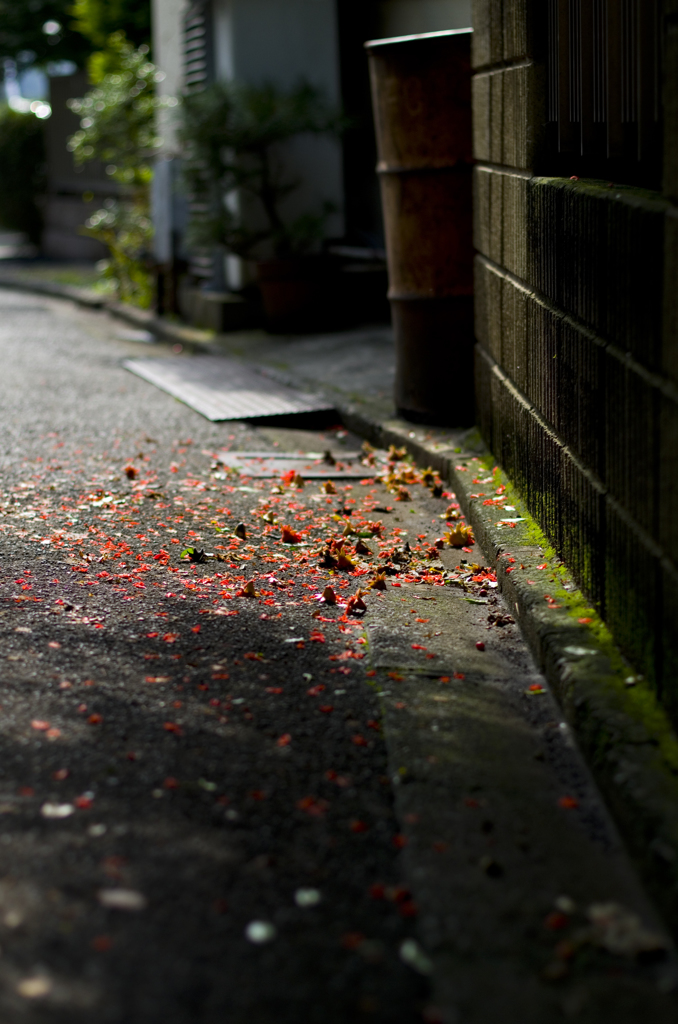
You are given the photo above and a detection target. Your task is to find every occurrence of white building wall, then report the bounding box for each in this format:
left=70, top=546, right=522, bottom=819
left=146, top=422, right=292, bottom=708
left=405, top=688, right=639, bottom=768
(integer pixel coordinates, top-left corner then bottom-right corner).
left=151, top=0, right=188, bottom=263
left=212, top=0, right=344, bottom=247
left=152, top=0, right=187, bottom=153
left=379, top=0, right=472, bottom=36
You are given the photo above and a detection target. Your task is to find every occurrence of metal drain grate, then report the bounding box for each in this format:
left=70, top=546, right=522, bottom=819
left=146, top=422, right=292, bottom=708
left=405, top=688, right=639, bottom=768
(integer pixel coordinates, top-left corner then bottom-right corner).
left=216, top=451, right=376, bottom=479
left=124, top=355, right=334, bottom=421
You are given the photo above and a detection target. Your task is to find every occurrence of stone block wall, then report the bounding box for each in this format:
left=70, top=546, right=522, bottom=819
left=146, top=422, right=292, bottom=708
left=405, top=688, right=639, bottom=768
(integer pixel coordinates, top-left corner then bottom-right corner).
left=472, top=0, right=678, bottom=718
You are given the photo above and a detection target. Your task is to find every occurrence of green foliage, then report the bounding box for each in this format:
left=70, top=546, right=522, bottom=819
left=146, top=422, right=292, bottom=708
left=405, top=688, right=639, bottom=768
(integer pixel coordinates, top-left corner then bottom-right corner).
left=67, top=36, right=167, bottom=307
left=178, top=80, right=346, bottom=260
left=69, top=0, right=151, bottom=50
left=0, top=0, right=151, bottom=80
left=0, top=0, right=90, bottom=70
left=0, top=106, right=46, bottom=241
left=67, top=34, right=164, bottom=186
left=82, top=198, right=153, bottom=307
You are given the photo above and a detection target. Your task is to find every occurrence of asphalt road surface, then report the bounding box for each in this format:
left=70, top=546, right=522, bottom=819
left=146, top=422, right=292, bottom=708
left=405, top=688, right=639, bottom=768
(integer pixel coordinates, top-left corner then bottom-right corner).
left=0, top=289, right=674, bottom=1024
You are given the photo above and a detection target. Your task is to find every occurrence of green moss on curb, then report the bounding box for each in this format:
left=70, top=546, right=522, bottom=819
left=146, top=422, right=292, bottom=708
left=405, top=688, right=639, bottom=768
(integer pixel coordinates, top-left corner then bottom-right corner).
left=469, top=465, right=678, bottom=779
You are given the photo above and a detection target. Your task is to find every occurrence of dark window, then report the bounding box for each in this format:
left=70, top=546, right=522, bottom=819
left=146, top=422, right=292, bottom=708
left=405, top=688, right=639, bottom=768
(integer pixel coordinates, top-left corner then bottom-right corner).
left=544, top=0, right=662, bottom=187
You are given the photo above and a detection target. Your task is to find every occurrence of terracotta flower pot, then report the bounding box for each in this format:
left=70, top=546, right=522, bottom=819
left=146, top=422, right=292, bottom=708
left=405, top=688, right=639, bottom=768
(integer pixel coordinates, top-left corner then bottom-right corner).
left=255, top=257, right=330, bottom=332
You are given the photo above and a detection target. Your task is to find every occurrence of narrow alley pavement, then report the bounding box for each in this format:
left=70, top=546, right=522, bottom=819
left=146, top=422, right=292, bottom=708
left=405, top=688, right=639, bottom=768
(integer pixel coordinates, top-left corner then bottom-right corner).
left=0, top=288, right=674, bottom=1024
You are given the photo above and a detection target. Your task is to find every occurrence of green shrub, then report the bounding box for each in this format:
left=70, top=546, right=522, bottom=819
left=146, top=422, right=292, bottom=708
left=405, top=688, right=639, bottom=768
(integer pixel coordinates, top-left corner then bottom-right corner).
left=67, top=33, right=167, bottom=306
left=0, top=107, right=46, bottom=242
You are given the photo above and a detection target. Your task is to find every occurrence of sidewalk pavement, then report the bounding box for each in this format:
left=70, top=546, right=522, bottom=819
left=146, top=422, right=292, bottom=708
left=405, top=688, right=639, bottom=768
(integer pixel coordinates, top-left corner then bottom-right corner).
left=205, top=326, right=678, bottom=942
left=3, top=265, right=678, bottom=924
left=0, top=278, right=677, bottom=1020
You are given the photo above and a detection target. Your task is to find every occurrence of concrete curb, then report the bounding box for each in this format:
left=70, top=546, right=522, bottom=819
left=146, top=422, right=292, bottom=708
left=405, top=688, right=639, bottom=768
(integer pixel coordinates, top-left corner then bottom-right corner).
left=337, top=401, right=678, bottom=936
left=0, top=273, right=213, bottom=347
left=0, top=274, right=107, bottom=309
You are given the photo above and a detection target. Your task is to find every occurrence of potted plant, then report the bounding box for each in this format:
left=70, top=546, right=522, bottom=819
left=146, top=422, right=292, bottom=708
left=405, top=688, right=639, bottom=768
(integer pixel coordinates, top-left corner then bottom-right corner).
left=177, top=80, right=345, bottom=330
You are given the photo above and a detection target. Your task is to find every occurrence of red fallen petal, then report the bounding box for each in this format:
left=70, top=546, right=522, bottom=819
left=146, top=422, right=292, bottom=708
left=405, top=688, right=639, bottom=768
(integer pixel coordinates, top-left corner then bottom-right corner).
left=366, top=670, right=376, bottom=678
left=52, top=769, right=69, bottom=781
left=277, top=733, right=291, bottom=746
left=146, top=632, right=159, bottom=638
left=558, top=795, right=579, bottom=809
left=163, top=721, right=183, bottom=735
left=164, top=776, right=179, bottom=789
left=578, top=617, right=592, bottom=624
left=411, top=644, right=427, bottom=650
left=398, top=900, right=418, bottom=918
left=453, top=672, right=465, bottom=680
left=191, top=625, right=201, bottom=633
left=351, top=734, right=368, bottom=747
left=341, top=932, right=365, bottom=950
left=281, top=525, right=302, bottom=544
left=544, top=911, right=569, bottom=930
left=266, top=687, right=283, bottom=694
left=307, top=684, right=326, bottom=696
left=297, top=796, right=329, bottom=816
left=88, top=713, right=103, bottom=724
left=350, top=819, right=368, bottom=833
left=367, top=720, right=380, bottom=730
left=74, top=795, right=93, bottom=809
left=319, top=705, right=334, bottom=713
left=392, top=834, right=408, bottom=849
left=19, top=787, right=34, bottom=797
left=31, top=720, right=50, bottom=731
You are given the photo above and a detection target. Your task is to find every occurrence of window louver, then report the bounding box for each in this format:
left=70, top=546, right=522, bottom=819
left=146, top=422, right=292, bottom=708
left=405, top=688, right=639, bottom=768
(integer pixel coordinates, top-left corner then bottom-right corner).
left=546, top=0, right=662, bottom=183
left=182, top=1, right=215, bottom=279
left=183, top=1, right=214, bottom=93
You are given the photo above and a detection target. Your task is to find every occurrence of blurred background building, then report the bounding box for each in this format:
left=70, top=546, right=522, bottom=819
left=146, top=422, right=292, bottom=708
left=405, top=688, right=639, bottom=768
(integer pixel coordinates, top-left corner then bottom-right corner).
left=151, top=0, right=472, bottom=317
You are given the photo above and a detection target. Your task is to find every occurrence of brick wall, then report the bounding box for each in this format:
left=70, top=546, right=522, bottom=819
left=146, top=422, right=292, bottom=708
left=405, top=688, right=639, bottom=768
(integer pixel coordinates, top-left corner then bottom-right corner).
left=472, top=0, right=678, bottom=719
